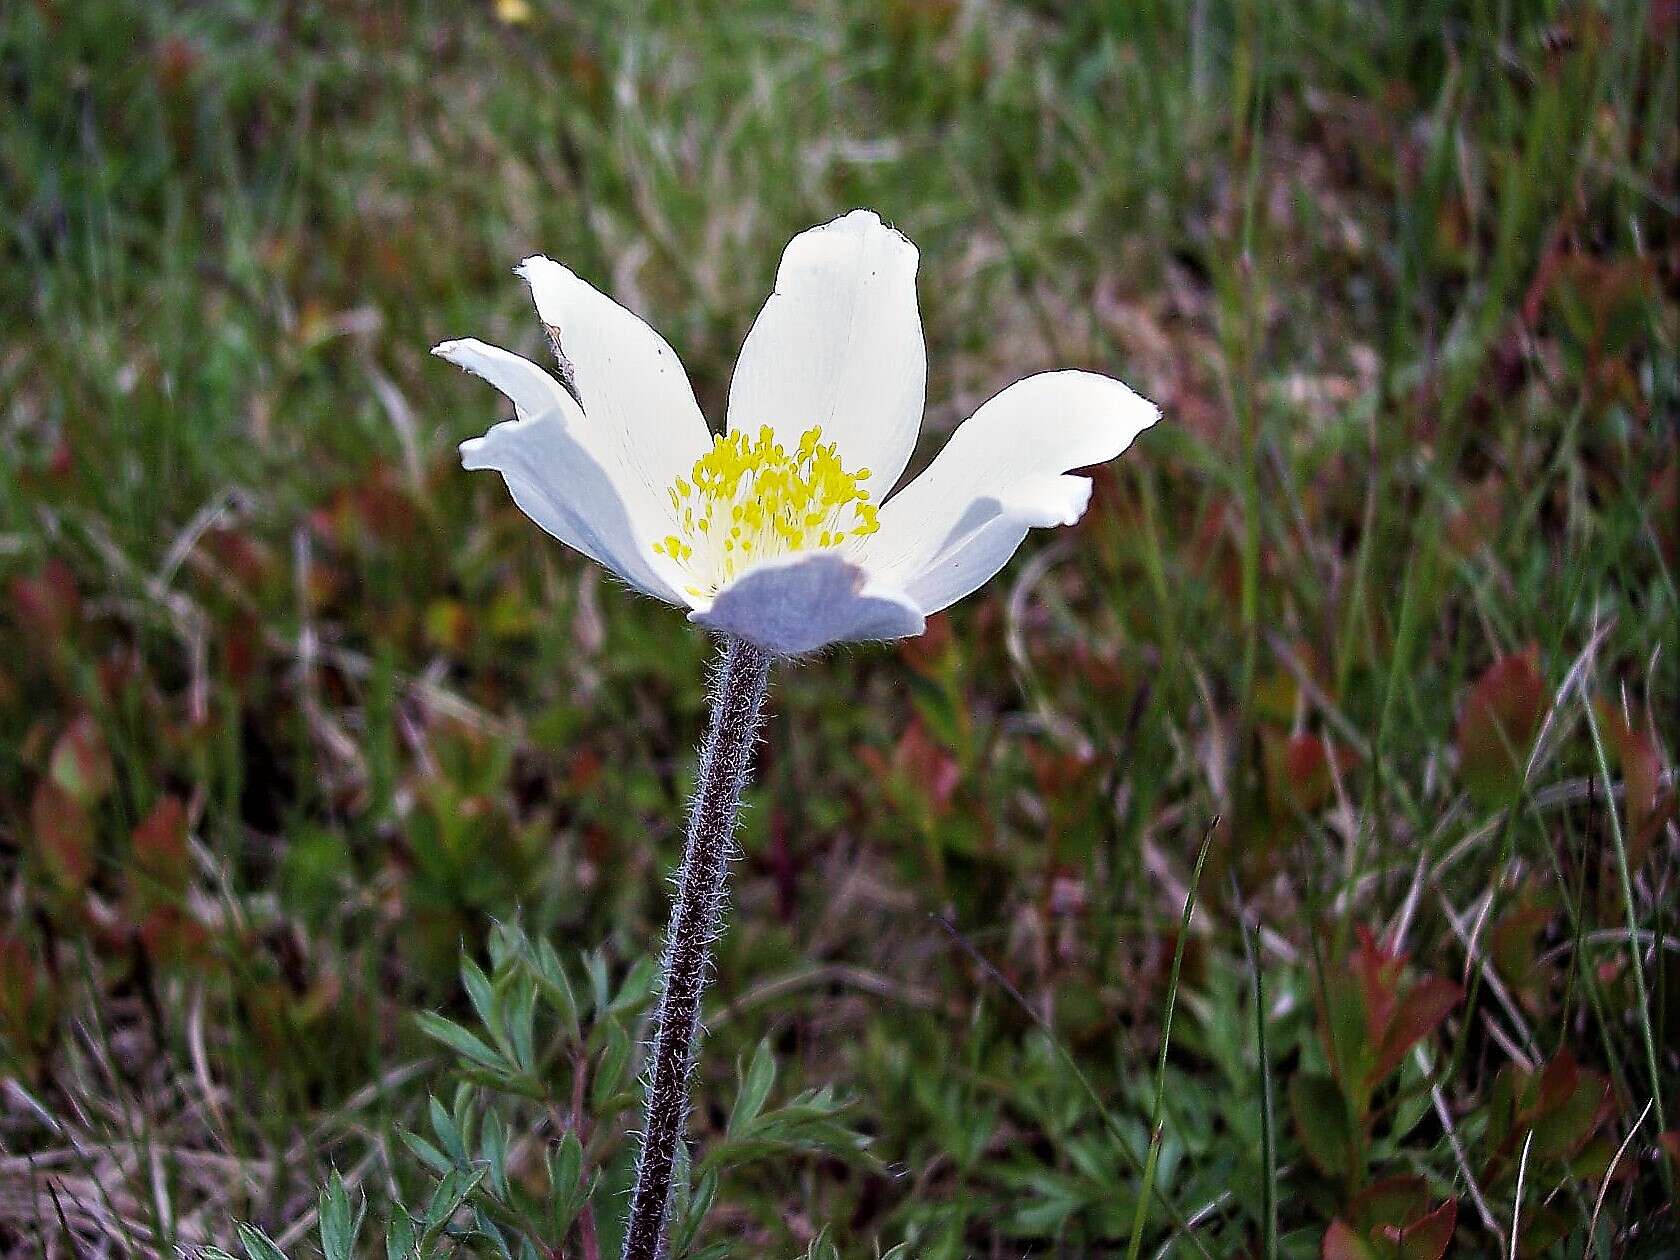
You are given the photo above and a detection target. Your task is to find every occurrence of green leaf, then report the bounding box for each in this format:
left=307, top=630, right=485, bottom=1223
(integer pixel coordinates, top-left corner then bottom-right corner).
left=669, top=1145, right=725, bottom=1255
left=385, top=1208, right=417, bottom=1260
left=481, top=1109, right=509, bottom=1198
left=1321, top=969, right=1375, bottom=1099
left=398, top=1129, right=454, bottom=1176
left=451, top=1082, right=477, bottom=1154
left=430, top=1094, right=466, bottom=1163
left=609, top=957, right=659, bottom=1014
left=235, top=1223, right=291, bottom=1260
left=533, top=939, right=581, bottom=1039
left=505, top=972, right=537, bottom=1072
left=420, top=1166, right=486, bottom=1245
left=796, top=1227, right=841, bottom=1260
left=1289, top=1073, right=1357, bottom=1178
left=592, top=1019, right=632, bottom=1110
left=548, top=1131, right=588, bottom=1231
left=486, top=918, right=525, bottom=971
left=583, top=949, right=612, bottom=1017
left=414, top=1011, right=504, bottom=1072
left=551, top=1130, right=583, bottom=1195
left=728, top=1039, right=777, bottom=1136
left=461, top=956, right=499, bottom=1042
left=318, top=1171, right=360, bottom=1260
left=472, top=1207, right=514, bottom=1260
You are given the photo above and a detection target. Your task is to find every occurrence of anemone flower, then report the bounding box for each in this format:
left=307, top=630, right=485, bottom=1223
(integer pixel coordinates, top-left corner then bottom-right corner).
left=436, top=210, right=1157, bottom=1259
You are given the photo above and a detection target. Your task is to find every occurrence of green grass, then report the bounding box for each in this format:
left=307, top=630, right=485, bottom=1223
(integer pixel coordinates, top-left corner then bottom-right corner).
left=1, top=0, right=1675, bottom=1256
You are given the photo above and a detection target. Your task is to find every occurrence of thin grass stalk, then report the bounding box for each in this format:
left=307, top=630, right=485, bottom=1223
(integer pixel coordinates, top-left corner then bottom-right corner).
left=1240, top=901, right=1278, bottom=1260
left=1510, top=1129, right=1535, bottom=1260
left=1582, top=694, right=1671, bottom=1190
left=1589, top=1097, right=1653, bottom=1258
left=1123, top=823, right=1215, bottom=1260
left=934, top=913, right=1218, bottom=1260
left=623, top=636, right=772, bottom=1260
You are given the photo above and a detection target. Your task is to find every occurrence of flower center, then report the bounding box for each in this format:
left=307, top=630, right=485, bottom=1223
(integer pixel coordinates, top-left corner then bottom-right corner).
left=652, top=424, right=879, bottom=595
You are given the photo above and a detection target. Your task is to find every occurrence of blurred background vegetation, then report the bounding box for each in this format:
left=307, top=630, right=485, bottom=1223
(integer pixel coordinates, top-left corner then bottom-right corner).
left=1, top=1, right=1675, bottom=1256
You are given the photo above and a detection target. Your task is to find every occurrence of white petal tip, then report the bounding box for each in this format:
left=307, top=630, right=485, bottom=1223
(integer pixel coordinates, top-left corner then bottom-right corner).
left=835, top=208, right=898, bottom=243
left=1054, top=475, right=1095, bottom=526
left=833, top=208, right=906, bottom=243
left=790, top=209, right=919, bottom=276
left=514, top=254, right=561, bottom=279
left=1041, top=370, right=1163, bottom=461
left=999, top=473, right=1094, bottom=529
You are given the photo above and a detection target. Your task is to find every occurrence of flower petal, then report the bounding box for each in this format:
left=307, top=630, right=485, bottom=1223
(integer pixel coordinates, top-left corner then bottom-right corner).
left=851, top=370, right=1158, bottom=615
left=517, top=256, right=712, bottom=509
left=726, top=210, right=926, bottom=496
left=437, top=338, right=687, bottom=605
left=688, top=551, right=925, bottom=657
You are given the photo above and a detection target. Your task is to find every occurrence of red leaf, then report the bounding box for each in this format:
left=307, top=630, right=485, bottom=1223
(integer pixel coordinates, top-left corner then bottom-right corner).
left=1026, top=740, right=1098, bottom=798
left=8, top=559, right=81, bottom=642
left=30, top=780, right=94, bottom=893
left=882, top=719, right=962, bottom=816
left=1488, top=891, right=1554, bottom=1008
left=1483, top=1051, right=1613, bottom=1184
left=139, top=906, right=207, bottom=967
left=1594, top=699, right=1673, bottom=869
left=205, top=526, right=277, bottom=589
left=1348, top=1175, right=1430, bottom=1231
left=1262, top=729, right=1338, bottom=815
left=132, top=796, right=191, bottom=897
left=1322, top=1220, right=1377, bottom=1260
left=898, top=612, right=954, bottom=675
left=1370, top=975, right=1463, bottom=1086
left=49, top=715, right=114, bottom=805
left=1457, top=647, right=1546, bottom=802
left=1535, top=1048, right=1580, bottom=1113
left=0, top=934, right=41, bottom=1037
left=1531, top=1063, right=1610, bottom=1163
left=152, top=34, right=201, bottom=93
left=1352, top=926, right=1405, bottom=1046
left=1378, top=1198, right=1457, bottom=1260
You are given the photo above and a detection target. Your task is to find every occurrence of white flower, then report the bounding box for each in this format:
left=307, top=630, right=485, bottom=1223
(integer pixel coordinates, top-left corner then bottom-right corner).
left=436, top=210, right=1159, bottom=657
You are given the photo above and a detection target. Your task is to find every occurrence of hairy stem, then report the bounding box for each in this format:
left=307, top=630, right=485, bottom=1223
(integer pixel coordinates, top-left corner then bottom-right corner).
left=623, top=635, right=772, bottom=1260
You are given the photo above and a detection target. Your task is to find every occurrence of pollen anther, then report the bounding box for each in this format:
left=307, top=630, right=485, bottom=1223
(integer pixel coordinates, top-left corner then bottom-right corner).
left=652, top=424, right=878, bottom=593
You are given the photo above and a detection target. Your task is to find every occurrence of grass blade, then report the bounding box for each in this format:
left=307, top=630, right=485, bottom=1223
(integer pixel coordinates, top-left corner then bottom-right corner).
left=1124, top=821, right=1217, bottom=1260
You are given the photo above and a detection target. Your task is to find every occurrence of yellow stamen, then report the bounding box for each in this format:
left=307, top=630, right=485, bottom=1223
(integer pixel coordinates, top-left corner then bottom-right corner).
left=653, top=424, right=878, bottom=593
